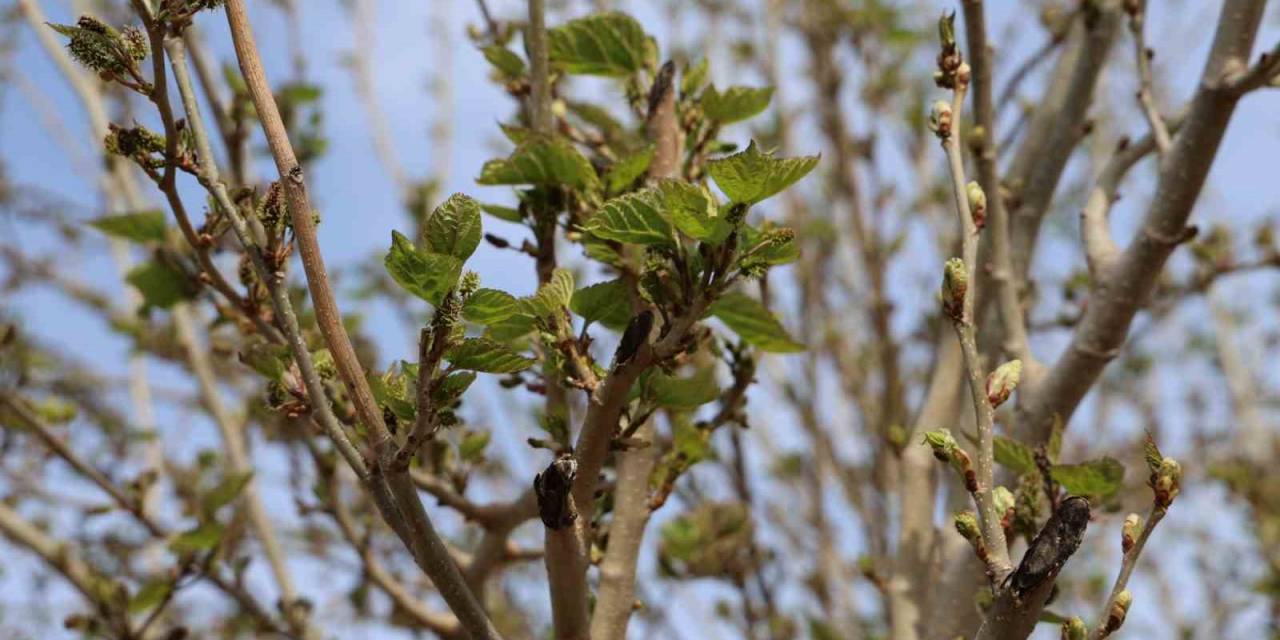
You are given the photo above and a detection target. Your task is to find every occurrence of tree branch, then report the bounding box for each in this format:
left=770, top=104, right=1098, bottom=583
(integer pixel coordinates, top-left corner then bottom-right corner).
left=1018, top=0, right=1270, bottom=444
left=219, top=5, right=498, bottom=636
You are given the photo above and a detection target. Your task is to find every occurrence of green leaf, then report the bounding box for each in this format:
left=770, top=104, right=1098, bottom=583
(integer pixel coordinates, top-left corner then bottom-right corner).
left=481, top=203, right=523, bottom=223
left=434, top=371, right=477, bottom=402
left=425, top=193, right=483, bottom=261
left=1052, top=457, right=1125, bottom=499
left=523, top=268, right=575, bottom=318
left=606, top=145, right=655, bottom=194
left=169, top=522, right=225, bottom=554
left=672, top=419, right=713, bottom=464
left=384, top=231, right=463, bottom=306
left=702, top=85, right=774, bottom=125
left=659, top=179, right=732, bottom=244
left=648, top=368, right=720, bottom=409
left=681, top=58, right=709, bottom=96
left=463, top=288, right=520, bottom=325
left=459, top=430, right=491, bottom=463
left=368, top=368, right=416, bottom=422
left=481, top=45, right=525, bottom=77
left=570, top=279, right=633, bottom=330
left=476, top=136, right=599, bottom=191
left=126, top=261, right=194, bottom=310
left=994, top=436, right=1037, bottom=475
left=202, top=471, right=254, bottom=515
left=128, top=579, right=171, bottom=614
left=238, top=339, right=290, bottom=381
left=707, top=140, right=820, bottom=205
left=584, top=188, right=673, bottom=246
left=446, top=338, right=534, bottom=373
left=484, top=313, right=537, bottom=342
left=548, top=12, right=649, bottom=77
left=709, top=292, right=804, bottom=353
left=89, top=210, right=167, bottom=243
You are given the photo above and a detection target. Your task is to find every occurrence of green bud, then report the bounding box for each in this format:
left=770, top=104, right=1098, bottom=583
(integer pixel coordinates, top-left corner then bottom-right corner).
left=938, top=11, right=956, bottom=49
left=985, top=359, right=1023, bottom=408
left=922, top=428, right=959, bottom=462
left=1153, top=457, right=1182, bottom=508
left=966, top=181, right=987, bottom=230
left=942, top=257, right=967, bottom=320
left=1114, top=589, right=1132, bottom=610
left=993, top=486, right=1015, bottom=515
left=1122, top=513, right=1141, bottom=553
left=929, top=100, right=954, bottom=139
left=1061, top=616, right=1087, bottom=640
left=953, top=510, right=981, bottom=542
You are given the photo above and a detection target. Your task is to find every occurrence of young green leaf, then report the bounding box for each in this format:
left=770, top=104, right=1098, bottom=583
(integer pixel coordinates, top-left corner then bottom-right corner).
left=202, top=471, right=254, bottom=515
left=606, top=145, right=656, bottom=194
left=434, top=371, right=477, bottom=402
left=702, top=85, right=774, bottom=125
left=482, top=45, right=525, bottom=77
left=709, top=292, right=804, bottom=353
left=584, top=188, right=673, bottom=246
left=660, top=179, right=732, bottom=244
left=169, top=522, right=225, bottom=554
left=459, top=430, right=491, bottom=463
left=481, top=203, right=523, bottom=223
left=681, top=58, right=710, bottom=96
left=647, top=368, right=721, bottom=409
left=89, top=210, right=167, bottom=243
left=425, top=193, right=483, bottom=261
left=570, top=279, right=634, bottom=330
left=523, top=268, right=575, bottom=319
left=476, top=136, right=600, bottom=191
left=1052, top=457, right=1125, bottom=499
left=126, top=260, right=195, bottom=310
left=707, top=140, right=819, bottom=205
left=446, top=338, right=534, bottom=373
left=994, top=435, right=1037, bottom=475
left=384, top=231, right=463, bottom=306
left=463, top=288, right=521, bottom=325
left=128, top=579, right=171, bottom=614
left=548, top=12, right=649, bottom=77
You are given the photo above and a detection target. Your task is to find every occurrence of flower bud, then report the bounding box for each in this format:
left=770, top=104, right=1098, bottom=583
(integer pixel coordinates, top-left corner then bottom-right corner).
left=922, top=428, right=959, bottom=462
left=1061, top=616, right=1087, bottom=640
left=1122, top=513, right=1142, bottom=553
left=993, top=486, right=1015, bottom=515
left=1153, top=457, right=1182, bottom=508
left=956, top=62, right=972, bottom=88
left=966, top=181, right=988, bottom=230
left=929, top=100, right=954, bottom=139
left=942, top=257, right=967, bottom=320
left=953, top=448, right=977, bottom=491
left=954, top=510, right=981, bottom=541
left=1105, top=590, right=1132, bottom=633
left=986, top=359, right=1023, bottom=408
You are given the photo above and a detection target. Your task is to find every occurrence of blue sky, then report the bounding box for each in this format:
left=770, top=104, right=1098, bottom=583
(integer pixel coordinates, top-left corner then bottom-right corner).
left=2, top=1, right=1279, bottom=637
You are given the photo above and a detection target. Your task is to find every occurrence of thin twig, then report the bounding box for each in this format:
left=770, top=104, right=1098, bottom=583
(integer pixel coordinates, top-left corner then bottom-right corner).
left=940, top=77, right=1013, bottom=579
left=1088, top=505, right=1166, bottom=639
left=1127, top=0, right=1172, bottom=156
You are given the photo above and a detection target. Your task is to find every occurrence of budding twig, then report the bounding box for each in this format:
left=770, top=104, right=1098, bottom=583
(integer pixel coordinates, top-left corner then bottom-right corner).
left=933, top=11, right=1012, bottom=580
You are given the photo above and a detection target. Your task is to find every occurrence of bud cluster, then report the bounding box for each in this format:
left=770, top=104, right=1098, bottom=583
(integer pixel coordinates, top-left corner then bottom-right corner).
left=934, top=12, right=968, bottom=90
left=1061, top=616, right=1087, bottom=640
